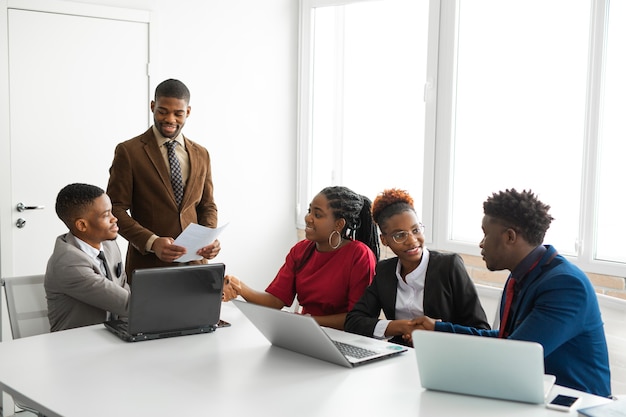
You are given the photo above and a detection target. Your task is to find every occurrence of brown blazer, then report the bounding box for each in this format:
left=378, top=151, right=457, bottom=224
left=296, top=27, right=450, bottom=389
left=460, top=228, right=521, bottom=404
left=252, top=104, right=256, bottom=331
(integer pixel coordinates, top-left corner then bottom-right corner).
left=106, top=127, right=218, bottom=279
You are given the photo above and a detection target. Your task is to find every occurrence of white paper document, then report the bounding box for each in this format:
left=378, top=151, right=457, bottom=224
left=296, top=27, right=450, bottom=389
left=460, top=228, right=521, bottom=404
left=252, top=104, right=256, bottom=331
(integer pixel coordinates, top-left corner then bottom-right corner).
left=173, top=223, right=228, bottom=263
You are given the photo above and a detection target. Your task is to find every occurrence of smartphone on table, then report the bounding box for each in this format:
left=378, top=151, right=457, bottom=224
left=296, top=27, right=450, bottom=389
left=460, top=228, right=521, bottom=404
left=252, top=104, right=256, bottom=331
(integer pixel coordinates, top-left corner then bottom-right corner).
left=546, top=394, right=581, bottom=412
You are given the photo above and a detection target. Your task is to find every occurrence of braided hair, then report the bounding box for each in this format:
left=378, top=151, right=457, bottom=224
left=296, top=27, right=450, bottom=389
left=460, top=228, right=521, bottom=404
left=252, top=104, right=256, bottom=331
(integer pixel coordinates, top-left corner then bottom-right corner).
left=320, top=186, right=380, bottom=260
left=296, top=186, right=380, bottom=271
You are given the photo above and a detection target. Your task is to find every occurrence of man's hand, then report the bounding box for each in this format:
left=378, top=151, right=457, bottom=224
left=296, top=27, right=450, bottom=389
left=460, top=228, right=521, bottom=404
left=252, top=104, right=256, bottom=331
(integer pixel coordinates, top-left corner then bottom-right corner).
left=408, top=316, right=438, bottom=331
left=386, top=320, right=424, bottom=339
left=401, top=316, right=439, bottom=345
left=152, top=237, right=187, bottom=262
left=222, top=275, right=241, bottom=301
left=197, top=239, right=221, bottom=260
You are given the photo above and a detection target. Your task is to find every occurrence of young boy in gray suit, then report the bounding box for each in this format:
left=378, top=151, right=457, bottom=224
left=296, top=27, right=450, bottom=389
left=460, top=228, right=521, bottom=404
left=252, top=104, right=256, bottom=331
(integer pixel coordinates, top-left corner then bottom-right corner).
left=45, top=183, right=130, bottom=331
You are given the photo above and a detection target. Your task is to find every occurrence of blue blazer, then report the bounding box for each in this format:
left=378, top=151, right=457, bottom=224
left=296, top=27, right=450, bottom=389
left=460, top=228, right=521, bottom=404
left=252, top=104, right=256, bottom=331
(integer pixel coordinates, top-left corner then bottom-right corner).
left=436, top=245, right=611, bottom=397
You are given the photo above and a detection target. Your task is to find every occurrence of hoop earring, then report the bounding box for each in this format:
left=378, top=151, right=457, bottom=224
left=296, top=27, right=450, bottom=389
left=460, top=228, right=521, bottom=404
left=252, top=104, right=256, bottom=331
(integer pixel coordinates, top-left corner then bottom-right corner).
left=329, top=230, right=342, bottom=250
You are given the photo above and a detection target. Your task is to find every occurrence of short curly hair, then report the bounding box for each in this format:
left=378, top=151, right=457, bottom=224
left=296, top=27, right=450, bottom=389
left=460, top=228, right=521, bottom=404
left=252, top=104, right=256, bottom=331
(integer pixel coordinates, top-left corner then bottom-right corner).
left=483, top=189, right=553, bottom=246
left=55, top=183, right=105, bottom=230
left=155, top=79, right=190, bottom=104
left=371, top=188, right=416, bottom=228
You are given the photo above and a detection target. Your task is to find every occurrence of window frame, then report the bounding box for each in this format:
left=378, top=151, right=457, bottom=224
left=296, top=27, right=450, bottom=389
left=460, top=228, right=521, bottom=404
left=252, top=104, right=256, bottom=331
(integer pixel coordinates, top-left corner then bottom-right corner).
left=297, top=0, right=626, bottom=278
left=297, top=0, right=440, bottom=240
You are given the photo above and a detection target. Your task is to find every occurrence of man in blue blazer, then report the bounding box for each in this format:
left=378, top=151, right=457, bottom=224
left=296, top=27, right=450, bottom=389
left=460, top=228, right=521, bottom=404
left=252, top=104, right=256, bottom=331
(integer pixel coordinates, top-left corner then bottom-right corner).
left=45, top=183, right=130, bottom=331
left=412, top=189, right=611, bottom=398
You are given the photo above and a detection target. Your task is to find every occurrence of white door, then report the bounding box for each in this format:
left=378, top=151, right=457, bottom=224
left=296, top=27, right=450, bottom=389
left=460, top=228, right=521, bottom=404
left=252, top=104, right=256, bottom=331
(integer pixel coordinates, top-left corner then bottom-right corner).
left=4, top=5, right=150, bottom=277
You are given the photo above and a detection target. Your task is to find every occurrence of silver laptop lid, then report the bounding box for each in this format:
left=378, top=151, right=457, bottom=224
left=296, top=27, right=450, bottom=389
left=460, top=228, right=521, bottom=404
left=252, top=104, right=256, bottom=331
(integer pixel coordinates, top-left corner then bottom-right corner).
left=233, top=300, right=406, bottom=367
left=128, top=263, right=225, bottom=335
left=412, top=330, right=550, bottom=404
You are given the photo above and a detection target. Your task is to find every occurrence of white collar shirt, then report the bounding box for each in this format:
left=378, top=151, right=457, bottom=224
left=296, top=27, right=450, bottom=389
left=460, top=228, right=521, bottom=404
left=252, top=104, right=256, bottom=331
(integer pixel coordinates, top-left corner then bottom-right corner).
left=152, top=125, right=189, bottom=184
left=73, top=234, right=105, bottom=277
left=394, top=247, right=429, bottom=319
left=373, top=248, right=430, bottom=338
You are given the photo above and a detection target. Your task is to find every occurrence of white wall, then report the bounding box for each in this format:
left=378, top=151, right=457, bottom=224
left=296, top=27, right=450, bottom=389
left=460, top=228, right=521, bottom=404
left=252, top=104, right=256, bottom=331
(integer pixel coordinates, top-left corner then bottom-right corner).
left=67, top=0, right=300, bottom=290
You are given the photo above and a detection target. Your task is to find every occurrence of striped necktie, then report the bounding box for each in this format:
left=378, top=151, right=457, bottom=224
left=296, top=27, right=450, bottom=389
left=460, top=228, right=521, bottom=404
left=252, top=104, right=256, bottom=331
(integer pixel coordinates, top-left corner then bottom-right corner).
left=165, top=140, right=184, bottom=206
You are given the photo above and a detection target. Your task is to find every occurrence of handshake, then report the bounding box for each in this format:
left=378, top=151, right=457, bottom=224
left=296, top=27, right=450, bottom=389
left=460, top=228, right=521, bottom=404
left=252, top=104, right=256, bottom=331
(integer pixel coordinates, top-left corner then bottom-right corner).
left=386, top=316, right=439, bottom=346
left=222, top=275, right=242, bottom=302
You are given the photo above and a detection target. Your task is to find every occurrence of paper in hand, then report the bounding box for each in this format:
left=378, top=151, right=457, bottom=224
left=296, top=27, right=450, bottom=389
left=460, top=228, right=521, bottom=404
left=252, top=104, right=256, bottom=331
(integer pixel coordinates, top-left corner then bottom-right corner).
left=173, top=223, right=228, bottom=263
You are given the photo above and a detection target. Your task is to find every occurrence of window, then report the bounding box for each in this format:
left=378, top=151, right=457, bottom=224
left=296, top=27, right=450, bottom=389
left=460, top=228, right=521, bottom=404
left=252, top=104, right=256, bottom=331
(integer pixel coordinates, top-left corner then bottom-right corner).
left=297, top=0, right=431, bottom=228
left=595, top=0, right=626, bottom=263
left=298, top=0, right=626, bottom=276
left=448, top=0, right=590, bottom=256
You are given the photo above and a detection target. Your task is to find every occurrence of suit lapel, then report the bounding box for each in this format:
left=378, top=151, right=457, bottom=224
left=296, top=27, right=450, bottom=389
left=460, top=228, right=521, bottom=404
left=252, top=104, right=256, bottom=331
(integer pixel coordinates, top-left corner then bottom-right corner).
left=182, top=136, right=199, bottom=209
left=141, top=129, right=178, bottom=207
left=64, top=233, right=101, bottom=274
left=379, top=259, right=400, bottom=320
left=102, top=241, right=124, bottom=282
left=64, top=233, right=83, bottom=251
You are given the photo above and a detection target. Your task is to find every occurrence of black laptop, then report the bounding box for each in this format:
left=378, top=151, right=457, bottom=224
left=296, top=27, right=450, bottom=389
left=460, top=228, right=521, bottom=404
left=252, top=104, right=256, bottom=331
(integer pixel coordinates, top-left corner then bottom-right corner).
left=104, top=263, right=225, bottom=342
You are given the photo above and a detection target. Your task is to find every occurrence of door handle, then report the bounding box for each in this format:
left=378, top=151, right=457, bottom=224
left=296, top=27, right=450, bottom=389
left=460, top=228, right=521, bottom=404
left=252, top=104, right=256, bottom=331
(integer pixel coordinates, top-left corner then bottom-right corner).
left=16, top=203, right=45, bottom=212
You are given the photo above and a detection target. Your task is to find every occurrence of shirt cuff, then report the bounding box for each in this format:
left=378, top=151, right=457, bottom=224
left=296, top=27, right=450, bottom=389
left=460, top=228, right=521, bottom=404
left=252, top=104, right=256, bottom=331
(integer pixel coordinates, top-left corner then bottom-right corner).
left=374, top=319, right=392, bottom=339
left=146, top=235, right=159, bottom=253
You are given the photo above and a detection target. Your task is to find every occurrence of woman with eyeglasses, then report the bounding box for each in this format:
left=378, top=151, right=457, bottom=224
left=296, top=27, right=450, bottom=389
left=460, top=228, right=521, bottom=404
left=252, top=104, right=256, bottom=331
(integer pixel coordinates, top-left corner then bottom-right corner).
left=222, top=186, right=380, bottom=330
left=345, top=188, right=489, bottom=346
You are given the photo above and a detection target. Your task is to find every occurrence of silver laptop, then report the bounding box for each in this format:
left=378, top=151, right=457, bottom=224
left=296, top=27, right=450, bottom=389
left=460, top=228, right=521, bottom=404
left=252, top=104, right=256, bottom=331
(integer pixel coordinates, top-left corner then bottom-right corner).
left=412, top=330, right=556, bottom=403
left=104, top=263, right=225, bottom=342
left=233, top=300, right=407, bottom=367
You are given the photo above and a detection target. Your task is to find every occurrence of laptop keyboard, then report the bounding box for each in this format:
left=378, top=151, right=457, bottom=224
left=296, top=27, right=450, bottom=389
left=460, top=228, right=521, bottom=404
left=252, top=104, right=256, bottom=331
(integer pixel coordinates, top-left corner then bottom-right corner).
left=333, top=340, right=378, bottom=359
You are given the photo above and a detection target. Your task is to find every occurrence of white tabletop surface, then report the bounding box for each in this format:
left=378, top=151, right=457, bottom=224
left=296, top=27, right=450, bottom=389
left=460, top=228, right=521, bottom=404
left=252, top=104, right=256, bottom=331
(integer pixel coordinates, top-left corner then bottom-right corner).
left=0, top=303, right=612, bottom=417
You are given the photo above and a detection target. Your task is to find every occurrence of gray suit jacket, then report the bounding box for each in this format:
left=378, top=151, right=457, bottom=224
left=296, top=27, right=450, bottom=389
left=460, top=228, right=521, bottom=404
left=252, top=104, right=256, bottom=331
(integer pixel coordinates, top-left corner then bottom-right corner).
left=45, top=233, right=130, bottom=332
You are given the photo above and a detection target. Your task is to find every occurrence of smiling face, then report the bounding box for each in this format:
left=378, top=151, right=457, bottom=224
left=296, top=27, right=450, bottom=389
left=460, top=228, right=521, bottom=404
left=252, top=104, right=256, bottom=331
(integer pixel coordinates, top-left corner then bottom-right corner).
left=75, top=194, right=119, bottom=249
left=303, top=193, right=345, bottom=251
left=379, top=210, right=425, bottom=273
left=151, top=96, right=191, bottom=139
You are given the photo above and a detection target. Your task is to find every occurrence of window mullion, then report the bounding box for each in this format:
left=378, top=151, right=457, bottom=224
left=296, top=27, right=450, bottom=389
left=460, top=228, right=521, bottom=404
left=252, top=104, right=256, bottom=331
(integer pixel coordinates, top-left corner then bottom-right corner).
left=432, top=0, right=461, bottom=251
left=578, top=0, right=608, bottom=267
left=332, top=7, right=345, bottom=185
left=296, top=0, right=315, bottom=229
left=421, top=0, right=443, bottom=246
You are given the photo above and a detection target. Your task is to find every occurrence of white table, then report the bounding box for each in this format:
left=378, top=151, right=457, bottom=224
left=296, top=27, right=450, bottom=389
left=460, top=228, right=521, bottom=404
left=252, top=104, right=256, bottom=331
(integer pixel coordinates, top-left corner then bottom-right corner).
left=0, top=303, right=612, bottom=417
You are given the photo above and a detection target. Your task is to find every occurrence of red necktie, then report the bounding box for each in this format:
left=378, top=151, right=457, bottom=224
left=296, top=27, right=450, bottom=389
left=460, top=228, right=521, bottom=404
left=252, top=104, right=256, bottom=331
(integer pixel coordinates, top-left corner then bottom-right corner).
left=498, top=277, right=516, bottom=338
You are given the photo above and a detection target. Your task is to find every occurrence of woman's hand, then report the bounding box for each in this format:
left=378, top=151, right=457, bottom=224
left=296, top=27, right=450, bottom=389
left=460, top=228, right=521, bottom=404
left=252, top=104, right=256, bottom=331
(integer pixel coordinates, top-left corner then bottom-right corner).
left=222, top=275, right=241, bottom=301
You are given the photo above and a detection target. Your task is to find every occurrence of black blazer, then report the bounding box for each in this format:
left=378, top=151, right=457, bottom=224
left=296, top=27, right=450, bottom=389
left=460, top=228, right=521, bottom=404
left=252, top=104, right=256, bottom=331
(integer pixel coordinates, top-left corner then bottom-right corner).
left=345, top=250, right=490, bottom=345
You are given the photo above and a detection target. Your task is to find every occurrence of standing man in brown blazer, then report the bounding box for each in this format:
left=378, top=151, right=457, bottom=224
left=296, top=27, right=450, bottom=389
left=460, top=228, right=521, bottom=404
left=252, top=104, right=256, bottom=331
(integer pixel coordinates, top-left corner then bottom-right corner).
left=107, top=79, right=220, bottom=281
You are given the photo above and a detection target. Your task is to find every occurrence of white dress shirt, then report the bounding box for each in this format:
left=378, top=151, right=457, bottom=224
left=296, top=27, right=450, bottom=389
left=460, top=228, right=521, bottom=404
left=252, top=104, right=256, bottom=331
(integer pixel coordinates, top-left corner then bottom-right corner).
left=373, top=248, right=430, bottom=338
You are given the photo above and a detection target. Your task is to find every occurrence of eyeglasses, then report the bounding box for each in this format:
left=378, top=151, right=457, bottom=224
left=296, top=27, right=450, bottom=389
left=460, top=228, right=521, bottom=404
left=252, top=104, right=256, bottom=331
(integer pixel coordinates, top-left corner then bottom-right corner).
left=386, top=223, right=425, bottom=244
